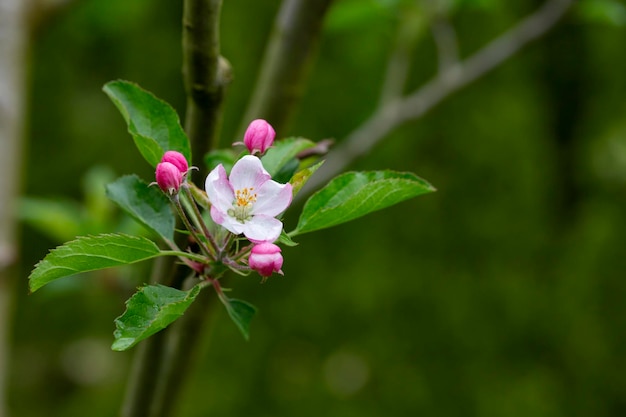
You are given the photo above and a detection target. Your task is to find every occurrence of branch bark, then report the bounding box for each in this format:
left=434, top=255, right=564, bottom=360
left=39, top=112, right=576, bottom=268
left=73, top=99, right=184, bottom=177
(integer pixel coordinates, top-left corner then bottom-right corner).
left=239, top=0, right=335, bottom=137
left=303, top=0, right=574, bottom=194
left=182, top=0, right=231, bottom=179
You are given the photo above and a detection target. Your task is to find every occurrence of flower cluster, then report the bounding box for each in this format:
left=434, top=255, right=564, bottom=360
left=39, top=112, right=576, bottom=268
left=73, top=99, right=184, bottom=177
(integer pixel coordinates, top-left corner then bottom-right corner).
left=154, top=119, right=290, bottom=280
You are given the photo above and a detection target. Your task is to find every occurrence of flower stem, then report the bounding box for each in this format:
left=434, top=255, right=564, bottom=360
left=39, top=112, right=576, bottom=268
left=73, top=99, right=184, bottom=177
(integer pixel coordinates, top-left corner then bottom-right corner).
left=172, top=196, right=215, bottom=260
left=182, top=185, right=220, bottom=253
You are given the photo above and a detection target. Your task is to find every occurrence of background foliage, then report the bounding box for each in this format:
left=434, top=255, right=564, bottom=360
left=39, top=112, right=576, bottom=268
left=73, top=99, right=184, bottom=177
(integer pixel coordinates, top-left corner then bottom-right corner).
left=12, top=0, right=626, bottom=416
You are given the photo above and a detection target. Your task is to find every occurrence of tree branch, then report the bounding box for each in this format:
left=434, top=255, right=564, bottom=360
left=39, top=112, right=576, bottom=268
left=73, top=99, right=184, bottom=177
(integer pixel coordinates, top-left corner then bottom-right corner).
left=119, top=257, right=182, bottom=417
left=182, top=0, right=231, bottom=179
left=121, top=1, right=227, bottom=416
left=303, top=0, right=574, bottom=193
left=238, top=0, right=335, bottom=137
left=148, top=286, right=214, bottom=417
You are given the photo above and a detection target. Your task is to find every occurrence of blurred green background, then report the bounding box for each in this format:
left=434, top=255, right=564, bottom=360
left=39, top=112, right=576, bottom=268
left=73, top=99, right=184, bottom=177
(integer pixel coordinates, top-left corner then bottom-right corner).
left=10, top=0, right=626, bottom=416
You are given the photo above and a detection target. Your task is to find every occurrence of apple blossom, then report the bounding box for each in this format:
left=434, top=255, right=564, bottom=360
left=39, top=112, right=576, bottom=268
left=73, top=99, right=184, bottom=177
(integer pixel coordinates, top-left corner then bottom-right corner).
left=243, top=119, right=275, bottom=155
left=249, top=242, right=283, bottom=277
left=205, top=155, right=292, bottom=243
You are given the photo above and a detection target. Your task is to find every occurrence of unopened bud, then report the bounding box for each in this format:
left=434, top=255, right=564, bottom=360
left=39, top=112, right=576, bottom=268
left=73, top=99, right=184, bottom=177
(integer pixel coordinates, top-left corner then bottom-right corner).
left=249, top=242, right=283, bottom=278
left=243, top=119, right=275, bottom=155
left=161, top=151, right=189, bottom=174
left=155, top=162, right=182, bottom=195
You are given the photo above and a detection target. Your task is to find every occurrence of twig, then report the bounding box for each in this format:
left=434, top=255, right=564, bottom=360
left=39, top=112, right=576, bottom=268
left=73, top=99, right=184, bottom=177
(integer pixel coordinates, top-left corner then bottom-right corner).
left=238, top=0, right=335, bottom=137
left=380, top=7, right=424, bottom=106
left=431, top=17, right=459, bottom=74
left=302, top=0, right=574, bottom=193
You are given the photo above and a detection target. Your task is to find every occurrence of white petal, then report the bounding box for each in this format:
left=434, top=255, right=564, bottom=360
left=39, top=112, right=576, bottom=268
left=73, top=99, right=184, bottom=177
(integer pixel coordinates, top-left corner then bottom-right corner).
left=205, top=164, right=234, bottom=213
left=229, top=155, right=270, bottom=191
left=219, top=215, right=246, bottom=235
left=242, top=215, right=283, bottom=243
left=253, top=181, right=293, bottom=217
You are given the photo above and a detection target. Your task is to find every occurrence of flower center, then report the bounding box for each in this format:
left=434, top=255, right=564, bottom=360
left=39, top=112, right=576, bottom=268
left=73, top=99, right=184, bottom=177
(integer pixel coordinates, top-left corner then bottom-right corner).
left=228, top=187, right=257, bottom=223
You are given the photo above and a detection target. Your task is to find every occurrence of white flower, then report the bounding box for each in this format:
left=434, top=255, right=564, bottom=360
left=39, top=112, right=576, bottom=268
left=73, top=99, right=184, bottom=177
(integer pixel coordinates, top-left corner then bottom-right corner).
left=205, top=155, right=292, bottom=243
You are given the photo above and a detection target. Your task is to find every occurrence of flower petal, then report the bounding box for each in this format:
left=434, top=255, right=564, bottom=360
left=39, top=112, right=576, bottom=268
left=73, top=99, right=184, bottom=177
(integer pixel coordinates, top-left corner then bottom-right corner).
left=241, top=215, right=283, bottom=243
left=219, top=214, right=246, bottom=236
left=205, top=164, right=234, bottom=213
left=253, top=181, right=293, bottom=217
left=229, top=155, right=270, bottom=191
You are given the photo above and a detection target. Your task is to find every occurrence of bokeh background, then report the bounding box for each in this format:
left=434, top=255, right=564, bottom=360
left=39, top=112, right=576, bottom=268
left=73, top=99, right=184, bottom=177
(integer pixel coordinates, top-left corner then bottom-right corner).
left=7, top=0, right=626, bottom=416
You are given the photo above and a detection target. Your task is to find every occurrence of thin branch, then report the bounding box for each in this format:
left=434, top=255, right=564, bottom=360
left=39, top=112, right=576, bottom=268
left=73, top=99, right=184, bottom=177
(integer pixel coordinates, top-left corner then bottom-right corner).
left=238, top=0, right=335, bottom=137
left=182, top=0, right=231, bottom=179
left=303, top=0, right=574, bottom=193
left=379, top=9, right=424, bottom=106
left=431, top=17, right=459, bottom=74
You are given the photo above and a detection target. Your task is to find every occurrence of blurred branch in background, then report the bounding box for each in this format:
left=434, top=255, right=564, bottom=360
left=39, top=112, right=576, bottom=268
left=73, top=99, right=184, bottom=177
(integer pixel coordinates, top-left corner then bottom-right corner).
left=239, top=0, right=335, bottom=137
left=0, top=0, right=30, bottom=415
left=304, top=0, right=574, bottom=193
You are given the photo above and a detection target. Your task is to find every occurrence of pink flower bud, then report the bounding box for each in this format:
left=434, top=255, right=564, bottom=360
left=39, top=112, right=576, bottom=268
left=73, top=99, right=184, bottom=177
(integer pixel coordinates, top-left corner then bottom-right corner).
left=243, top=119, right=275, bottom=155
left=249, top=242, right=283, bottom=278
left=155, top=162, right=182, bottom=195
left=161, top=151, right=189, bottom=174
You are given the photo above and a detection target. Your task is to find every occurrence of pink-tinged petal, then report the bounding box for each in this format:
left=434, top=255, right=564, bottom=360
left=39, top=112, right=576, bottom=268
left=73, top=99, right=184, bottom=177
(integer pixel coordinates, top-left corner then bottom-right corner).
left=205, top=164, right=234, bottom=213
left=253, top=181, right=292, bottom=217
left=248, top=242, right=283, bottom=277
left=243, top=119, right=275, bottom=155
left=241, top=215, right=283, bottom=243
left=210, top=204, right=225, bottom=225
left=229, top=155, right=270, bottom=191
left=155, top=162, right=182, bottom=195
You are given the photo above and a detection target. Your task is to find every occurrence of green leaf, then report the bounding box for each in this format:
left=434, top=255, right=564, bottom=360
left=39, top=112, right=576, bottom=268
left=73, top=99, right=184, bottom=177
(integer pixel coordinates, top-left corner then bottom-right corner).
left=276, top=230, right=298, bottom=247
left=29, top=234, right=162, bottom=293
left=291, top=171, right=435, bottom=236
left=82, top=165, right=117, bottom=227
left=220, top=297, right=257, bottom=340
left=576, top=0, right=626, bottom=26
left=19, top=197, right=85, bottom=242
left=112, top=284, right=201, bottom=351
left=106, top=175, right=175, bottom=242
left=103, top=80, right=191, bottom=167
left=289, top=160, right=324, bottom=197
left=325, top=0, right=393, bottom=32
left=261, top=137, right=316, bottom=177
left=204, top=148, right=237, bottom=173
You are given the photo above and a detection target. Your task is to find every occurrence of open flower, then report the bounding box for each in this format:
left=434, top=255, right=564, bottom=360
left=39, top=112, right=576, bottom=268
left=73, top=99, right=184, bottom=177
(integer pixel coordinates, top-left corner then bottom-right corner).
left=205, top=155, right=292, bottom=243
